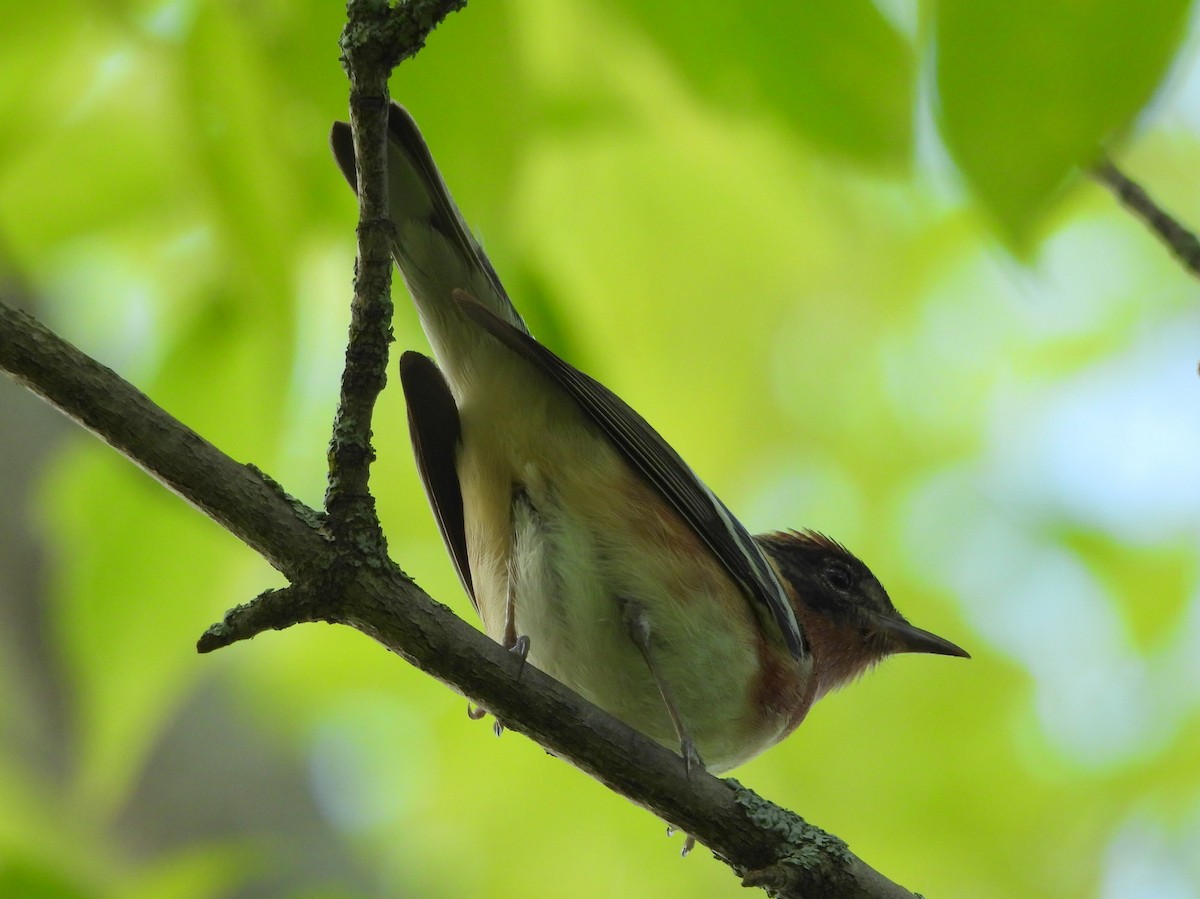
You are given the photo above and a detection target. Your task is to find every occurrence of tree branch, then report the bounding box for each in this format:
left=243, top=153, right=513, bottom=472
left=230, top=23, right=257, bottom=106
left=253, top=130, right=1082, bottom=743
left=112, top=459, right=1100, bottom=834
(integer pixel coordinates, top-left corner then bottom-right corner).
left=0, top=293, right=916, bottom=898
left=1093, top=157, right=1200, bottom=281
left=0, top=2, right=923, bottom=896
left=325, top=0, right=468, bottom=547
left=0, top=302, right=328, bottom=583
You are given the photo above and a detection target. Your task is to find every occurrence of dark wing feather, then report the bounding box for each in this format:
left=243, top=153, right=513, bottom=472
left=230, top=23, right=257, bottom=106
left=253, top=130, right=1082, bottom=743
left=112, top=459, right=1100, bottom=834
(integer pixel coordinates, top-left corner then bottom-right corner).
left=455, top=293, right=806, bottom=660
left=330, top=104, right=527, bottom=334
left=399, top=351, right=475, bottom=607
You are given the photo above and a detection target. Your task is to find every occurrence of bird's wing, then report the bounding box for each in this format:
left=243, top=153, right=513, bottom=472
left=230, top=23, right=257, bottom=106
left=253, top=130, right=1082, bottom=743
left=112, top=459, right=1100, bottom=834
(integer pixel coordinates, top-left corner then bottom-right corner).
left=455, top=292, right=807, bottom=660
left=399, top=351, right=475, bottom=607
left=330, top=104, right=528, bottom=334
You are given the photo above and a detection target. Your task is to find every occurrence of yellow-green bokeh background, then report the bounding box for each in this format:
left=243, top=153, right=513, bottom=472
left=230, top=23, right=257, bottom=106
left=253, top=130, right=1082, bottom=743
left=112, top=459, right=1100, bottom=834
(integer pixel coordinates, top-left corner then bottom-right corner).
left=2, top=1, right=1200, bottom=896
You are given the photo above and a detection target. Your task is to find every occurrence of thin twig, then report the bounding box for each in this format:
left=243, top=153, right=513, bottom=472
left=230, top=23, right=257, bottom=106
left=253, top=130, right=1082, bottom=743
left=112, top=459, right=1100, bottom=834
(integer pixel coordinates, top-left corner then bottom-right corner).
left=324, top=0, right=466, bottom=543
left=324, top=6, right=396, bottom=543
left=1093, top=157, right=1200, bottom=281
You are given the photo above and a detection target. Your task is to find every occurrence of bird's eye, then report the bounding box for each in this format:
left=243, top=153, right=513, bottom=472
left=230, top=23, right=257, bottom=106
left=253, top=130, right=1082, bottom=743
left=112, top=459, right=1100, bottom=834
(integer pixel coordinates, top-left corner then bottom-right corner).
left=823, top=561, right=854, bottom=592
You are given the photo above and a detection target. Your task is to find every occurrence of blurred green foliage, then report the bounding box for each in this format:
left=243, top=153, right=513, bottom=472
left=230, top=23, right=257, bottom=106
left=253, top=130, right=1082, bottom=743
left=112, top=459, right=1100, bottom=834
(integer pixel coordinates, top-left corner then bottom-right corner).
left=936, top=0, right=1191, bottom=247
left=1, top=0, right=1199, bottom=897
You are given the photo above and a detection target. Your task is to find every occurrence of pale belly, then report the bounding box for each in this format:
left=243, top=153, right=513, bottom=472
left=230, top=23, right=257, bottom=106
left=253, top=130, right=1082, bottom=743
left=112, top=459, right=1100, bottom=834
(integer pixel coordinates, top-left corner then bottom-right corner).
left=452, top=363, right=797, bottom=772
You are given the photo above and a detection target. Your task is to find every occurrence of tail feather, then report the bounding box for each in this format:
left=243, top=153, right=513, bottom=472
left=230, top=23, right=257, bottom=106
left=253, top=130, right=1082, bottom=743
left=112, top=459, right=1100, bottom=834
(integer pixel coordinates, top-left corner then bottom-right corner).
left=329, top=103, right=527, bottom=336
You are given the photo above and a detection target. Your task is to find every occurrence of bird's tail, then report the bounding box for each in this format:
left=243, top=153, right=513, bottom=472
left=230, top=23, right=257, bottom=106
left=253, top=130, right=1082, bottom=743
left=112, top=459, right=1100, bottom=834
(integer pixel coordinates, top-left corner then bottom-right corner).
left=329, top=103, right=528, bottom=344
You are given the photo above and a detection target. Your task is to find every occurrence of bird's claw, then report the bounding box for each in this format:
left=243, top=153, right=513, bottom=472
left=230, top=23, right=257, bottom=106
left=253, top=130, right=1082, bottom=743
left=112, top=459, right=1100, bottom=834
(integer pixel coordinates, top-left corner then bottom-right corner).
left=681, top=737, right=705, bottom=777
left=482, top=633, right=531, bottom=737
left=665, top=824, right=697, bottom=857
left=467, top=703, right=507, bottom=737
left=505, top=633, right=531, bottom=678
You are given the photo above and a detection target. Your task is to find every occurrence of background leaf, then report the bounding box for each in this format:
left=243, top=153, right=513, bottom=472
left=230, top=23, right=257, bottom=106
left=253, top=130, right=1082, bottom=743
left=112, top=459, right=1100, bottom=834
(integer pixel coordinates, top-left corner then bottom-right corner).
left=611, top=0, right=915, bottom=169
left=934, top=0, right=1192, bottom=245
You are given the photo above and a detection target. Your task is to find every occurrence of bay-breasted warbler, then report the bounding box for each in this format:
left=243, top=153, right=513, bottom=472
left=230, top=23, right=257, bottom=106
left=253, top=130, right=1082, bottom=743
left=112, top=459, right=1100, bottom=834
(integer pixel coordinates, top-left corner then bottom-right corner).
left=330, top=104, right=968, bottom=774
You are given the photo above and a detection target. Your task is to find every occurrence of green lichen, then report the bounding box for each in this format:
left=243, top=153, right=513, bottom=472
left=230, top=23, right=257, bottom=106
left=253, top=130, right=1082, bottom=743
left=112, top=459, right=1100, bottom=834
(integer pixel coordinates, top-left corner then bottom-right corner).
left=730, top=780, right=851, bottom=871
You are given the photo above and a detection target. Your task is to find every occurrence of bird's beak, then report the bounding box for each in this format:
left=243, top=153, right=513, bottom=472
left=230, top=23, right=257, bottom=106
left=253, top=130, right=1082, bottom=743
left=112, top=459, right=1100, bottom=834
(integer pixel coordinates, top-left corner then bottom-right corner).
left=874, top=616, right=970, bottom=658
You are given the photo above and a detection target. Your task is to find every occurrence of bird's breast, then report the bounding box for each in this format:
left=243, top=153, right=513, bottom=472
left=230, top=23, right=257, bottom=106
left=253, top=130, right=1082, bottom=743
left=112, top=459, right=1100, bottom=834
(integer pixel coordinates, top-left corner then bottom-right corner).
left=451, top=356, right=811, bottom=771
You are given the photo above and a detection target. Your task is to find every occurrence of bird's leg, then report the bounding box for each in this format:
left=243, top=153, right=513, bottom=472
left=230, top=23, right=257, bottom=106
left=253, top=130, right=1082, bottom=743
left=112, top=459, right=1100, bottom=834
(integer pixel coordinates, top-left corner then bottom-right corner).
left=502, top=578, right=530, bottom=662
left=620, top=598, right=705, bottom=774
left=501, top=487, right=535, bottom=662
left=503, top=490, right=534, bottom=666
left=491, top=576, right=532, bottom=738
left=467, top=567, right=528, bottom=728
left=493, top=491, right=535, bottom=737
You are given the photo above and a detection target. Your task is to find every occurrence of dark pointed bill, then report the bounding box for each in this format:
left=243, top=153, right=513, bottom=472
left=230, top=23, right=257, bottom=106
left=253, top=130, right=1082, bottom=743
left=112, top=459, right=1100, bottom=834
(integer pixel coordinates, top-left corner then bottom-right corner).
left=874, top=616, right=970, bottom=658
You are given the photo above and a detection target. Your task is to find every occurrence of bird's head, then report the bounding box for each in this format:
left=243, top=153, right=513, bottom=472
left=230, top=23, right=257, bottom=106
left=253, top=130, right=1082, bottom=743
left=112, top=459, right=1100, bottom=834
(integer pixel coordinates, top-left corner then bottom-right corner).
left=757, top=530, right=968, bottom=698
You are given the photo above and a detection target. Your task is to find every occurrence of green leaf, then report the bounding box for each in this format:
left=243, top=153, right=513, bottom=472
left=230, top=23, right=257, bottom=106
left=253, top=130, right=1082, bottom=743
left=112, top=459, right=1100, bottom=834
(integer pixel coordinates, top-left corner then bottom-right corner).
left=0, top=856, right=101, bottom=899
left=613, top=0, right=915, bottom=169
left=935, top=0, right=1191, bottom=246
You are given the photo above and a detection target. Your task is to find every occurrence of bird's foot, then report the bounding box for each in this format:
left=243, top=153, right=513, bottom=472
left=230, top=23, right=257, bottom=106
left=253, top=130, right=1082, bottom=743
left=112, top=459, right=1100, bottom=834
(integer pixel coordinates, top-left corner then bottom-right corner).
left=665, top=825, right=697, bottom=857
left=485, top=633, right=531, bottom=737
left=680, top=737, right=705, bottom=777
left=504, top=633, right=530, bottom=678
left=467, top=703, right=508, bottom=738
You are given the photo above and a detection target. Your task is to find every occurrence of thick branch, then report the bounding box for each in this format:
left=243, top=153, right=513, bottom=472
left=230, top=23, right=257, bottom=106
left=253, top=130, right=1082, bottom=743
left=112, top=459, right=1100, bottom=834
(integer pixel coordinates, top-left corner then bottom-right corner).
left=204, top=563, right=915, bottom=899
left=0, top=302, right=328, bottom=583
left=0, top=293, right=918, bottom=897
left=1093, top=157, right=1200, bottom=281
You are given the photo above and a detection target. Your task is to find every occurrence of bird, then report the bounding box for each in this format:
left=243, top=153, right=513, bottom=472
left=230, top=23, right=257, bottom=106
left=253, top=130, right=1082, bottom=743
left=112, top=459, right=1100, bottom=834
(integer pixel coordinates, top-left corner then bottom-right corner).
left=329, top=103, right=968, bottom=775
